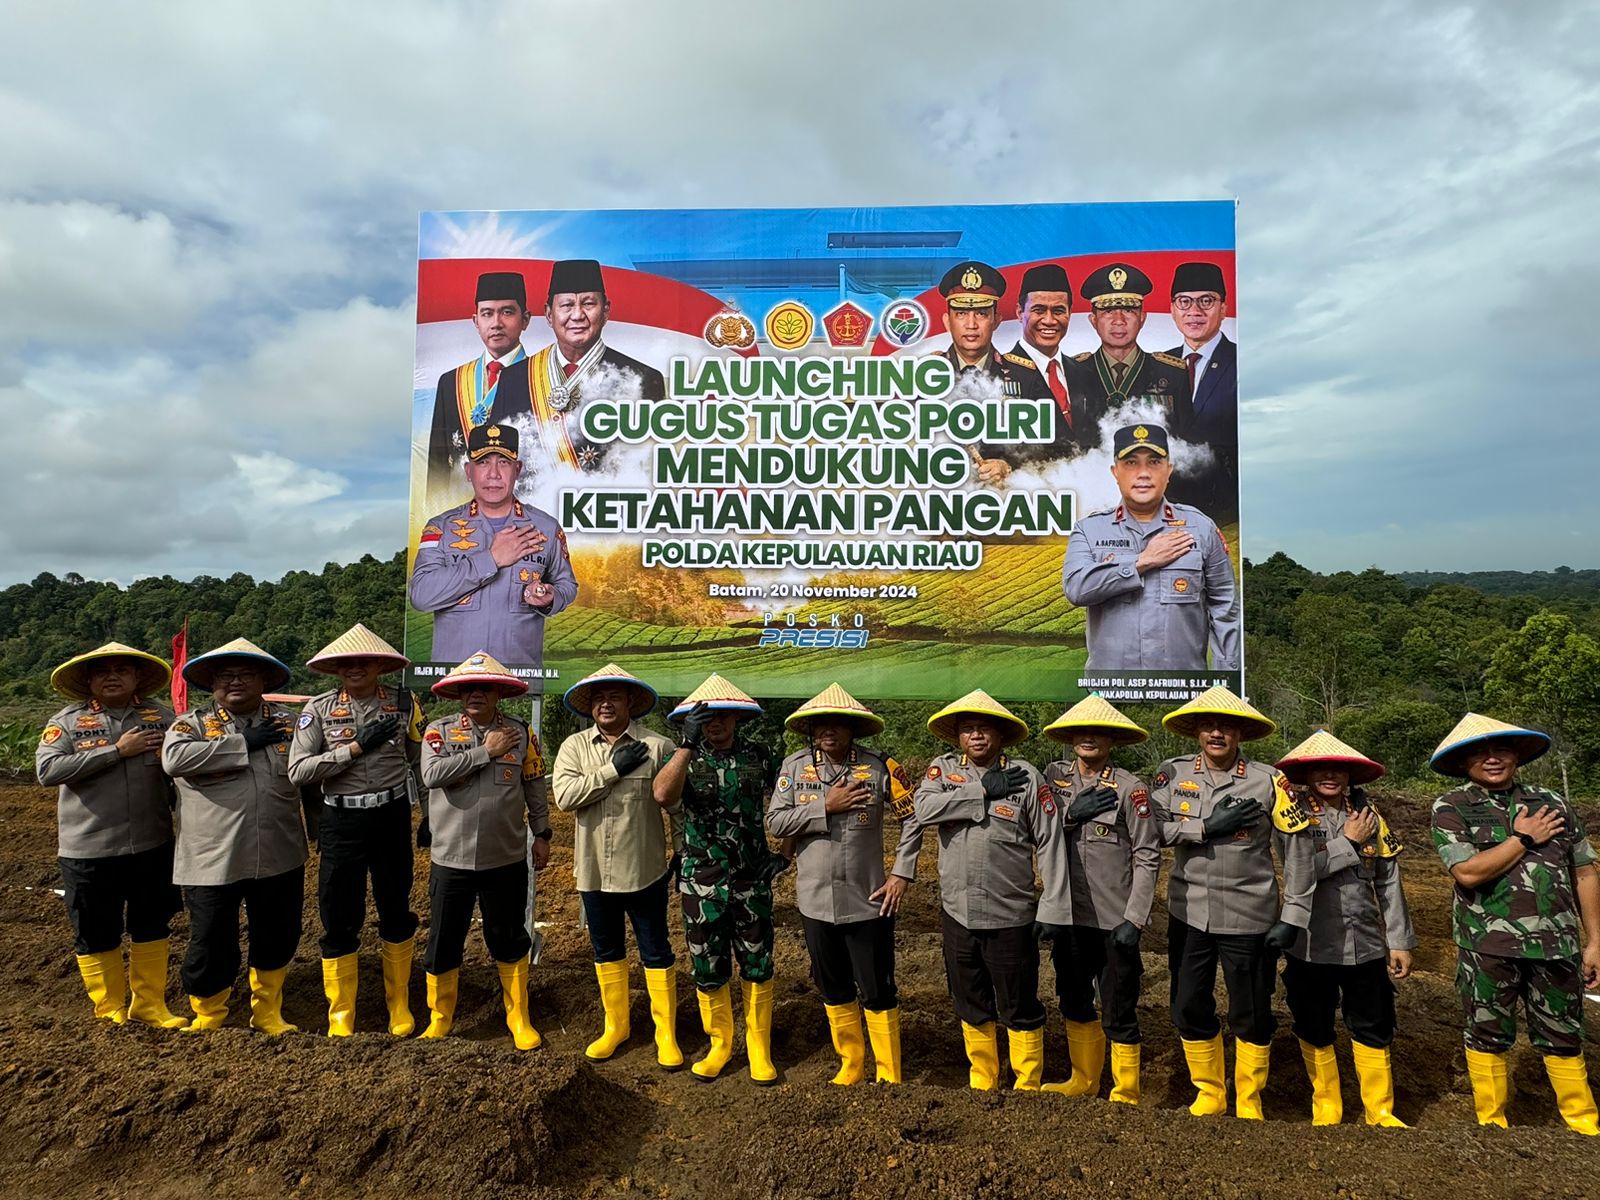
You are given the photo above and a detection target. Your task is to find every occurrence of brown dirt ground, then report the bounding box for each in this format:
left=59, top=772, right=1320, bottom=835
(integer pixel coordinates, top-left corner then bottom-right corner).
left=1, top=780, right=1598, bottom=1200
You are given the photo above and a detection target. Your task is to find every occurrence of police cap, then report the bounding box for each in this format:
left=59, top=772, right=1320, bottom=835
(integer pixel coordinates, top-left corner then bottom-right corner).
left=467, top=423, right=519, bottom=461
left=938, top=260, right=1005, bottom=309
left=547, top=259, right=606, bottom=301
left=1081, top=262, right=1153, bottom=311
left=1171, top=261, right=1227, bottom=300
left=475, top=272, right=528, bottom=309
left=1113, top=423, right=1169, bottom=459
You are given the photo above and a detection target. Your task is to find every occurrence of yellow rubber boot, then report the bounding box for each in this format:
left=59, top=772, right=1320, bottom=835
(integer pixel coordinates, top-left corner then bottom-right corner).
left=126, top=940, right=189, bottom=1029
left=1543, top=1055, right=1600, bottom=1136
left=76, top=950, right=128, bottom=1024
left=585, top=960, right=631, bottom=1061
left=1108, top=1042, right=1141, bottom=1105
left=380, top=939, right=415, bottom=1037
left=1008, top=1026, right=1045, bottom=1091
left=1464, top=1047, right=1510, bottom=1128
left=643, top=966, right=685, bottom=1070
left=322, top=953, right=358, bottom=1038
left=183, top=988, right=230, bottom=1032
left=248, top=966, right=298, bottom=1035
left=824, top=1002, right=866, bottom=1086
left=742, top=978, right=778, bottom=1085
left=1234, top=1040, right=1271, bottom=1120
left=961, top=1021, right=1000, bottom=1091
left=1044, top=1020, right=1106, bottom=1096
left=1299, top=1040, right=1342, bottom=1126
left=497, top=957, right=542, bottom=1051
left=691, top=984, right=735, bottom=1081
left=419, top=970, right=457, bottom=1039
left=863, top=1007, right=903, bottom=1084
left=1181, top=1034, right=1228, bottom=1115
left=1350, top=1041, right=1408, bottom=1127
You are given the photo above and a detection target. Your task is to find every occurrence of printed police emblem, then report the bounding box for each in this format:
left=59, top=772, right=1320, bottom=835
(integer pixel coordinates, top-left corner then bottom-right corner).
left=42, top=725, right=64, bottom=744
left=764, top=301, right=815, bottom=351
left=704, top=310, right=756, bottom=349
left=879, top=299, right=928, bottom=347
left=1173, top=577, right=1190, bottom=593
left=960, top=266, right=983, bottom=290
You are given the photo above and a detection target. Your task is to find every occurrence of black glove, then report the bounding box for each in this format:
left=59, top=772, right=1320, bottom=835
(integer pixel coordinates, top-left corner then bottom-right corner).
left=1347, top=785, right=1368, bottom=811
left=355, top=717, right=400, bottom=753
left=416, top=818, right=432, bottom=850
left=982, top=764, right=1029, bottom=799
left=1068, top=786, right=1119, bottom=823
left=758, top=852, right=792, bottom=886
left=611, top=738, right=652, bottom=776
left=1202, top=796, right=1263, bottom=840
left=678, top=701, right=711, bottom=752
left=242, top=723, right=287, bottom=752
left=1110, top=920, right=1142, bottom=950
left=667, top=851, right=682, bottom=884
left=1264, top=922, right=1298, bottom=952
left=1034, top=921, right=1071, bottom=943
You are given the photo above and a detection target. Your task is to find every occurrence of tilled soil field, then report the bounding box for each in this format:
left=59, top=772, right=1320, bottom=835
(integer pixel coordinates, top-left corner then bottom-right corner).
left=1, top=779, right=1597, bottom=1199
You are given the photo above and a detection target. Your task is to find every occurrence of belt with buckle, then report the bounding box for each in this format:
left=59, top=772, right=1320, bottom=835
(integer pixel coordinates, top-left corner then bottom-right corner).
left=324, top=787, right=403, bottom=810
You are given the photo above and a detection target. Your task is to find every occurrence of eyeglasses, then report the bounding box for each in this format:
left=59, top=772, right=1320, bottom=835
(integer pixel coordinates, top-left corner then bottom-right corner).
left=1173, top=294, right=1221, bottom=312
left=212, top=668, right=261, bottom=684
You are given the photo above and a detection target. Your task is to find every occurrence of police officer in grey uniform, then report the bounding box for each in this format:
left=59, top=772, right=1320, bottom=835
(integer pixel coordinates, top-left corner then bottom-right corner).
left=288, top=623, right=424, bottom=1038
left=1152, top=685, right=1314, bottom=1120
left=409, top=422, right=579, bottom=668
left=1062, top=424, right=1240, bottom=671
left=38, top=642, right=187, bottom=1028
left=1034, top=695, right=1161, bottom=1103
left=416, top=651, right=548, bottom=1050
left=913, top=689, right=1051, bottom=1092
left=766, top=682, right=923, bottom=1086
left=162, top=638, right=309, bottom=1035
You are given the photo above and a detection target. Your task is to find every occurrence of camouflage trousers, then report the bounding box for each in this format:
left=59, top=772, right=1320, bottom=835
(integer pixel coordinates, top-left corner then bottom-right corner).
left=680, top=874, right=774, bottom=991
left=1456, top=947, right=1584, bottom=1055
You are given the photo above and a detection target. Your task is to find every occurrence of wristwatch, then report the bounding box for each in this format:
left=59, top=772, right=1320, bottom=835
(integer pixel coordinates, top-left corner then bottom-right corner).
left=1515, top=831, right=1538, bottom=850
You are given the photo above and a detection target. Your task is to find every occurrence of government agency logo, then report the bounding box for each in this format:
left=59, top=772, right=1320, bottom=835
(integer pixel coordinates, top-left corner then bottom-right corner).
left=879, top=298, right=928, bottom=347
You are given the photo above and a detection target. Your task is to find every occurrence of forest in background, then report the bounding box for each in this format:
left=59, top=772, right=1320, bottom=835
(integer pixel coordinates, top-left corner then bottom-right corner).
left=2, top=552, right=1598, bottom=795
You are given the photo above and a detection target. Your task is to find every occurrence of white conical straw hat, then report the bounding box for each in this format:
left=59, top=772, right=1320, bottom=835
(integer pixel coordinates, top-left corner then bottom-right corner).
left=1276, top=730, right=1385, bottom=784
left=306, top=623, right=409, bottom=674
left=668, top=673, right=763, bottom=722
left=786, top=682, right=884, bottom=737
left=182, top=638, right=292, bottom=692
left=1043, top=694, right=1148, bottom=745
left=563, top=663, right=657, bottom=718
left=1430, top=712, right=1550, bottom=777
left=927, top=688, right=1030, bottom=748
left=1162, top=685, right=1276, bottom=741
left=431, top=650, right=528, bottom=699
left=50, top=641, right=172, bottom=701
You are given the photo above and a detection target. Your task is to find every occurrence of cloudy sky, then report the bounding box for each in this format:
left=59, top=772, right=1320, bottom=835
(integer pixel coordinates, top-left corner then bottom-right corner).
left=1, top=0, right=1596, bottom=586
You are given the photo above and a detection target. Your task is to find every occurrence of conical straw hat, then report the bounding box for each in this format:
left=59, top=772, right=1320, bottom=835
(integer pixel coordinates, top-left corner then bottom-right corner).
left=1430, top=712, right=1550, bottom=778
left=306, top=623, right=409, bottom=675
left=1162, top=685, right=1276, bottom=741
left=785, top=682, right=884, bottom=738
left=564, top=662, right=657, bottom=718
left=182, top=637, right=292, bottom=693
left=667, top=673, right=763, bottom=722
left=927, top=689, right=1030, bottom=748
left=1043, top=694, right=1148, bottom=745
left=1276, top=730, right=1385, bottom=785
left=431, top=650, right=528, bottom=699
left=50, top=641, right=172, bottom=701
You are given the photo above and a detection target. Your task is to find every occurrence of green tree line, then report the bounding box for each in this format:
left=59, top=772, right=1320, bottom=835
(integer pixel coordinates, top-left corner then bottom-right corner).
left=4, top=551, right=1598, bottom=795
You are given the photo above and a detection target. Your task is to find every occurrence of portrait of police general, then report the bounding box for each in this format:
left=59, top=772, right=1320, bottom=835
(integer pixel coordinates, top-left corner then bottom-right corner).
left=409, top=423, right=579, bottom=672
left=1061, top=424, right=1240, bottom=672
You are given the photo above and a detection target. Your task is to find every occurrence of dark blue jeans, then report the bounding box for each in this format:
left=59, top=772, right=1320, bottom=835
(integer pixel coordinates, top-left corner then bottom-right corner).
left=579, top=871, right=675, bottom=969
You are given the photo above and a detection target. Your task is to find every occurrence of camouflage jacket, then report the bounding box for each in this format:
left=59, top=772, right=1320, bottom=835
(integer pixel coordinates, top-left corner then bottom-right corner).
left=1432, top=782, right=1598, bottom=959
left=680, top=738, right=778, bottom=890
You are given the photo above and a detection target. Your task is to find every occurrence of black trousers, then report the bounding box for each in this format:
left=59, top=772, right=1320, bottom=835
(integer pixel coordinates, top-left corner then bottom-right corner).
left=1050, top=924, right=1144, bottom=1044
left=941, top=914, right=1045, bottom=1031
left=579, top=873, right=676, bottom=969
left=801, top=914, right=897, bottom=1010
left=181, top=865, right=304, bottom=998
left=1168, top=917, right=1276, bottom=1043
left=59, top=842, right=181, bottom=954
left=1283, top=954, right=1396, bottom=1048
left=424, top=860, right=532, bottom=974
left=317, top=800, right=418, bottom=958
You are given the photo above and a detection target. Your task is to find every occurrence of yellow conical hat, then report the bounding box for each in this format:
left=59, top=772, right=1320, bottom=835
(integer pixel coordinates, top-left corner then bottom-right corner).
left=927, top=688, right=1030, bottom=748
left=668, top=673, right=763, bottom=722
left=431, top=650, right=528, bottom=699
left=50, top=642, right=172, bottom=701
left=786, top=682, right=884, bottom=738
left=182, top=637, right=292, bottom=693
left=1043, top=694, right=1148, bottom=745
left=1430, top=712, right=1550, bottom=778
left=1276, top=730, right=1385, bottom=784
left=306, top=623, right=409, bottom=674
left=1162, top=685, right=1275, bottom=741
left=563, top=663, right=657, bottom=718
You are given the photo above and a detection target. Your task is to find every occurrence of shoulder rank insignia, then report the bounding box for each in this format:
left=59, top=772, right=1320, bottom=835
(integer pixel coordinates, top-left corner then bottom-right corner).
left=1003, top=351, right=1035, bottom=368
left=1073, top=351, right=1092, bottom=362
left=1153, top=351, right=1187, bottom=369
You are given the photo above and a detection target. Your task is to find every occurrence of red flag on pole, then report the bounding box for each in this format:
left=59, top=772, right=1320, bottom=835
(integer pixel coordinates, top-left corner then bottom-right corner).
left=170, top=619, right=189, bottom=714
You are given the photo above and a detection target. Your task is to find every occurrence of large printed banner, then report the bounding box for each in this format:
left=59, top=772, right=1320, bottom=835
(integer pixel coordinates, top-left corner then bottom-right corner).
left=405, top=203, right=1241, bottom=703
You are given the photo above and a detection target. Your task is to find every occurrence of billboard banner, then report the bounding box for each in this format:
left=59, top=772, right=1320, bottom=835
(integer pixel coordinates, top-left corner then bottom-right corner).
left=405, top=202, right=1240, bottom=704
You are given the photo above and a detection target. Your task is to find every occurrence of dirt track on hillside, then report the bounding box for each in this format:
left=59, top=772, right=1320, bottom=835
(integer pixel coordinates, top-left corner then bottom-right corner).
left=2, top=780, right=1597, bottom=1199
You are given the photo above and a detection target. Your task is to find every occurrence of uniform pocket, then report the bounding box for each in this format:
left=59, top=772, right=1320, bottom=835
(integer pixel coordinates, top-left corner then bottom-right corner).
left=1157, top=566, right=1201, bottom=604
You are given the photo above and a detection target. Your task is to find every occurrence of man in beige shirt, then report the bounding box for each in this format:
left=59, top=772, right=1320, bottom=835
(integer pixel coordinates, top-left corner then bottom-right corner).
left=553, top=664, right=683, bottom=1069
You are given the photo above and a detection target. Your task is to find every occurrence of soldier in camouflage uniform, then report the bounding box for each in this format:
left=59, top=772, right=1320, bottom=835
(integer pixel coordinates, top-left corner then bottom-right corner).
left=1430, top=713, right=1600, bottom=1135
left=654, top=674, right=783, bottom=1083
